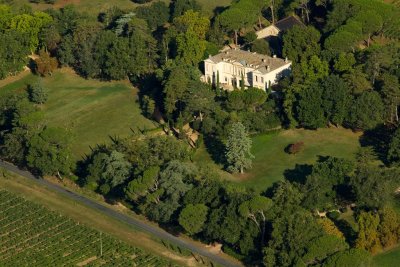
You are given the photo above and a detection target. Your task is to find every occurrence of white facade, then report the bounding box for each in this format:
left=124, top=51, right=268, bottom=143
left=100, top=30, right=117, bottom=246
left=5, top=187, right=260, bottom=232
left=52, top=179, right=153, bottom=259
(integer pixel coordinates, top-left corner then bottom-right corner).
left=203, top=49, right=291, bottom=91
left=256, top=25, right=280, bottom=39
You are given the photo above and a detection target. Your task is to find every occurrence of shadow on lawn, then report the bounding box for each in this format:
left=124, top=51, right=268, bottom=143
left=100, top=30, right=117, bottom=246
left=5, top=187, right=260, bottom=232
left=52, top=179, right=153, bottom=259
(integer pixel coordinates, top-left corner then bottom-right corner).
left=204, top=135, right=227, bottom=166
left=283, top=163, right=313, bottom=185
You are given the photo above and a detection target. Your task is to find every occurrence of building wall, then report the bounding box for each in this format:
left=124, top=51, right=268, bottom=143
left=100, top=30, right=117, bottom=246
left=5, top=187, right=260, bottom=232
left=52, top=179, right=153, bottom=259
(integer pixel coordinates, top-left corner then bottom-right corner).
left=256, top=25, right=280, bottom=39
left=252, top=63, right=292, bottom=90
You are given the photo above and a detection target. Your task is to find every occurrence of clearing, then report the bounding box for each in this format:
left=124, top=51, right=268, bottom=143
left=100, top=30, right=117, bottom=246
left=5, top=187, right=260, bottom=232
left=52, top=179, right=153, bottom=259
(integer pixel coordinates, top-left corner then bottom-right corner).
left=194, top=128, right=362, bottom=191
left=0, top=69, right=158, bottom=159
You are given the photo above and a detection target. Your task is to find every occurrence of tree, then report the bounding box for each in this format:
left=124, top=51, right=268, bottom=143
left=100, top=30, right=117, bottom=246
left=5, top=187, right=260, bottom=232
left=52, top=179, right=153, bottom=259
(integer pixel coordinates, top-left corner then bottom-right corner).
left=101, top=151, right=131, bottom=189
left=171, top=0, right=201, bottom=19
left=380, top=73, right=400, bottom=123
left=0, top=31, right=30, bottom=79
left=296, top=83, right=326, bottom=129
left=251, top=39, right=270, bottom=55
left=298, top=55, right=329, bottom=85
left=302, top=235, right=349, bottom=265
left=263, top=211, right=324, bottom=267
left=239, top=196, right=272, bottom=245
left=175, top=30, right=207, bottom=66
left=125, top=166, right=160, bottom=201
left=317, top=218, right=345, bottom=239
left=347, top=91, right=384, bottom=130
left=218, top=1, right=259, bottom=45
left=333, top=52, right=356, bottom=74
left=282, top=25, right=321, bottom=63
left=378, top=206, right=400, bottom=248
left=135, top=1, right=169, bottom=30
left=350, top=166, right=399, bottom=209
left=173, top=11, right=209, bottom=66
left=324, top=21, right=363, bottom=56
left=34, top=50, right=58, bottom=76
left=353, top=10, right=383, bottom=47
left=355, top=211, right=382, bottom=253
left=321, top=75, right=352, bottom=126
left=388, top=127, right=400, bottom=164
left=27, top=127, right=73, bottom=177
left=225, top=122, right=254, bottom=173
left=145, top=161, right=195, bottom=223
left=179, top=204, right=208, bottom=235
left=10, top=11, right=53, bottom=51
left=28, top=80, right=48, bottom=104
left=182, top=81, right=217, bottom=121
left=302, top=157, right=354, bottom=210
left=39, top=24, right=61, bottom=53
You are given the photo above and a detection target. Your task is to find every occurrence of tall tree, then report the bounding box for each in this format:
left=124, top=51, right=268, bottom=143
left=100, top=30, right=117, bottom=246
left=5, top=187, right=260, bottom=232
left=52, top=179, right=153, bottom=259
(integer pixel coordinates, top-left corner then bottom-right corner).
left=381, top=73, right=400, bottom=123
left=179, top=204, right=208, bottom=235
left=239, top=196, right=272, bottom=245
left=225, top=122, right=254, bottom=173
left=347, top=91, right=384, bottom=130
left=27, top=127, right=73, bottom=177
left=355, top=211, right=382, bottom=253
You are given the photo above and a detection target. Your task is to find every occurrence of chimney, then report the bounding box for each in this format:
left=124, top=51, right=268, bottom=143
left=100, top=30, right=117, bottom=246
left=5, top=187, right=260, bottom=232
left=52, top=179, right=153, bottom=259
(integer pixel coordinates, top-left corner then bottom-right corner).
left=285, top=57, right=288, bottom=63
left=273, top=55, right=277, bottom=58
left=267, top=65, right=270, bottom=72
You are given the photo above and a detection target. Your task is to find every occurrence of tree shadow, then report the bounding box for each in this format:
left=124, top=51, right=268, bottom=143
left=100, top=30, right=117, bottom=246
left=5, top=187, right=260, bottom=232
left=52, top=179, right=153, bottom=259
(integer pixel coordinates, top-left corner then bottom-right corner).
left=283, top=163, right=313, bottom=185
left=359, top=124, right=394, bottom=165
left=334, top=218, right=358, bottom=246
left=204, top=135, right=227, bottom=166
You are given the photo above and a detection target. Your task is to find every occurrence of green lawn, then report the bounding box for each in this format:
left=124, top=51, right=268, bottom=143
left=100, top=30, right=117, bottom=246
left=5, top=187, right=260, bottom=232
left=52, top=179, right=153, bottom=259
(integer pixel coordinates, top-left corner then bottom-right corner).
left=194, top=128, right=362, bottom=191
left=373, top=246, right=400, bottom=267
left=1, top=69, right=157, bottom=159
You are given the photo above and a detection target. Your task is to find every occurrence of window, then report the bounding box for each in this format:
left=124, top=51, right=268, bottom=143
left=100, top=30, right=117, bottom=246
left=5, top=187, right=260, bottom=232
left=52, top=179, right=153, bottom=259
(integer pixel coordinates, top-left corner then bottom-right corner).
left=225, top=77, right=227, bottom=82
left=261, top=77, right=264, bottom=83
left=255, top=75, right=258, bottom=82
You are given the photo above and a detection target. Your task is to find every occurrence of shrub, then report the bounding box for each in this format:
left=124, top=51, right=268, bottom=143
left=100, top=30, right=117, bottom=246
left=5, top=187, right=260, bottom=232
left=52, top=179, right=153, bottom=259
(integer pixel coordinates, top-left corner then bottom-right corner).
left=28, top=81, right=48, bottom=104
left=286, top=142, right=304, bottom=154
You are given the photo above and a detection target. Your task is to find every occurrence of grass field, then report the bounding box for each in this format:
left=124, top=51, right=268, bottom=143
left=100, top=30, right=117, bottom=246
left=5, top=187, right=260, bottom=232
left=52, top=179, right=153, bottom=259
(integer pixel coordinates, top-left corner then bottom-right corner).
left=373, top=246, right=400, bottom=267
left=194, top=128, right=362, bottom=191
left=0, top=69, right=158, bottom=159
left=0, top=189, right=176, bottom=266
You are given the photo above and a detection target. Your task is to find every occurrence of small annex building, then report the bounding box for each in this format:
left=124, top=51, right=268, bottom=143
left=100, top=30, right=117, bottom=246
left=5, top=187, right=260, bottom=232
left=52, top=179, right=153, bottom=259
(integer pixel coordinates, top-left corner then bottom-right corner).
left=256, top=15, right=304, bottom=40
left=203, top=49, right=292, bottom=91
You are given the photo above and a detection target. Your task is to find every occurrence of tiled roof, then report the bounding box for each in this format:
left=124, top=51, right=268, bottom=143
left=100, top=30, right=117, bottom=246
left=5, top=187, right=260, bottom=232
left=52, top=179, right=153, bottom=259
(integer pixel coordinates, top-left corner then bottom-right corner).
left=206, top=49, right=291, bottom=73
left=274, top=16, right=305, bottom=31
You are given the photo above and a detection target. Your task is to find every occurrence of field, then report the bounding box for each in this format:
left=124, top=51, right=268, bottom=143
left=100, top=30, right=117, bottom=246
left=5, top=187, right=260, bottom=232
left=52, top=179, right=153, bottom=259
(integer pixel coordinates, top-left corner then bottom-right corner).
left=0, top=69, right=158, bottom=159
left=194, top=128, right=362, bottom=191
left=0, top=189, right=176, bottom=266
left=373, top=246, right=400, bottom=267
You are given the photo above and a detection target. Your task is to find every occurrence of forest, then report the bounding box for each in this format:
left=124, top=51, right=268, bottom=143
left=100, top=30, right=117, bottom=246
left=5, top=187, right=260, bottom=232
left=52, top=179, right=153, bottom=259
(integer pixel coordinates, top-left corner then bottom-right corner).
left=1, top=0, right=400, bottom=266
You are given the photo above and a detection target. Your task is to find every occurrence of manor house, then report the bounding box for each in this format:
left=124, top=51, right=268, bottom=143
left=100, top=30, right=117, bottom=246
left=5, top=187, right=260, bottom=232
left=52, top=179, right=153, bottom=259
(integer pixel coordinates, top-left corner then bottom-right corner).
left=203, top=49, right=292, bottom=91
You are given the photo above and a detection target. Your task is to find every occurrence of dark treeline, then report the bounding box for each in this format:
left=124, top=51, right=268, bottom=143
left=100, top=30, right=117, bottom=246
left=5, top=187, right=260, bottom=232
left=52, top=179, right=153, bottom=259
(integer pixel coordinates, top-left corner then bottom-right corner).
left=1, top=0, right=400, bottom=266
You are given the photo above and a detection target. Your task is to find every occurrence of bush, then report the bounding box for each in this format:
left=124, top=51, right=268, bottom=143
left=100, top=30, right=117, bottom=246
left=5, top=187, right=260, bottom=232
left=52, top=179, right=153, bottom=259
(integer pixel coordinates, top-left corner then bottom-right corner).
left=28, top=81, right=48, bottom=104
left=286, top=142, right=304, bottom=154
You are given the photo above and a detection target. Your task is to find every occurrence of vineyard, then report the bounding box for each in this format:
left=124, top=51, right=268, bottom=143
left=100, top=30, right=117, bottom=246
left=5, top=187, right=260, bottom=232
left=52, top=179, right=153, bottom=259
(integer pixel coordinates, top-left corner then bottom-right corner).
left=0, top=190, right=177, bottom=267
